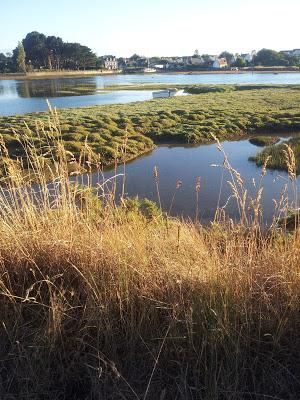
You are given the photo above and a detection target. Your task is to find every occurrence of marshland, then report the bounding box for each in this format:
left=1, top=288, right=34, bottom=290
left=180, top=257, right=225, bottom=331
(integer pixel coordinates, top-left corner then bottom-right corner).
left=2, top=73, right=300, bottom=115
left=3, top=0, right=300, bottom=394
left=1, top=81, right=300, bottom=399
left=1, top=84, right=300, bottom=164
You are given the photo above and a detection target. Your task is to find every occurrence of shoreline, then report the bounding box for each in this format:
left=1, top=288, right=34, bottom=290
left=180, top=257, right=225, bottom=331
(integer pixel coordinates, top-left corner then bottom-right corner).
left=1, top=68, right=300, bottom=81
left=159, top=68, right=300, bottom=75
left=1, top=86, right=299, bottom=175
left=0, top=69, right=122, bottom=81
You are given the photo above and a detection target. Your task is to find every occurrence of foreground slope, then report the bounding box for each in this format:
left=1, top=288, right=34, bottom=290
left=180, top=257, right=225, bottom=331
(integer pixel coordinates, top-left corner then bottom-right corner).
left=1, top=113, right=300, bottom=399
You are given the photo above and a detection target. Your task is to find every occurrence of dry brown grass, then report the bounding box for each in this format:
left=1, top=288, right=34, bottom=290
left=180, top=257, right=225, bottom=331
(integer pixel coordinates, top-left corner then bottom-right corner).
left=1, top=110, right=300, bottom=399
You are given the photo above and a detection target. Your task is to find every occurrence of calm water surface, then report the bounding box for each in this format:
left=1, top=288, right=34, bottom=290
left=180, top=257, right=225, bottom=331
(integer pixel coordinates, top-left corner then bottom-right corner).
left=70, top=136, right=300, bottom=223
left=0, top=72, right=300, bottom=116
left=2, top=73, right=300, bottom=222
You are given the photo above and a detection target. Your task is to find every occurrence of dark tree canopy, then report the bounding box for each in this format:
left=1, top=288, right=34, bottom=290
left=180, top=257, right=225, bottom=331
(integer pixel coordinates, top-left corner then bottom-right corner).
left=61, top=43, right=97, bottom=70
left=233, top=57, right=246, bottom=68
left=22, top=32, right=47, bottom=68
left=1, top=37, right=300, bottom=74
left=8, top=31, right=98, bottom=71
left=0, top=53, right=14, bottom=73
left=254, top=49, right=288, bottom=66
left=45, top=36, right=64, bottom=69
left=129, top=54, right=141, bottom=61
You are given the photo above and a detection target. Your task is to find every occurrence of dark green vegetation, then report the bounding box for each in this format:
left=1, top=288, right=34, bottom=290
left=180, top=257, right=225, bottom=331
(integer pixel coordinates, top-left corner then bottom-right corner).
left=0, top=31, right=97, bottom=73
left=105, top=83, right=300, bottom=93
left=1, top=85, right=300, bottom=170
left=214, top=48, right=300, bottom=68
left=254, top=48, right=300, bottom=67
left=251, top=136, right=300, bottom=173
left=249, top=136, right=280, bottom=147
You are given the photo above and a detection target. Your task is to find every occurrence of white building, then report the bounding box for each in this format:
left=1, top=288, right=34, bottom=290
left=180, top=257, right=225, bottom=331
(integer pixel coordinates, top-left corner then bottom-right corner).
left=154, top=64, right=165, bottom=70
left=190, top=56, right=204, bottom=66
left=103, top=56, right=118, bottom=70
left=281, top=49, right=300, bottom=57
left=240, top=51, right=256, bottom=63
left=212, top=58, right=228, bottom=68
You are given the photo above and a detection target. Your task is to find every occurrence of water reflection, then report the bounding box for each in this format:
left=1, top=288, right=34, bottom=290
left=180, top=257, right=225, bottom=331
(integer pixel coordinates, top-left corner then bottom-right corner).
left=0, top=72, right=299, bottom=116
left=1, top=72, right=300, bottom=100
left=16, top=78, right=97, bottom=98
left=68, top=137, right=300, bottom=224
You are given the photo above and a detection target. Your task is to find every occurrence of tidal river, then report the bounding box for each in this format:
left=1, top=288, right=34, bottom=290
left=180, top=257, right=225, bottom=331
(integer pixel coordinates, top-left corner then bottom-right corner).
left=69, top=136, right=299, bottom=224
left=0, top=72, right=300, bottom=116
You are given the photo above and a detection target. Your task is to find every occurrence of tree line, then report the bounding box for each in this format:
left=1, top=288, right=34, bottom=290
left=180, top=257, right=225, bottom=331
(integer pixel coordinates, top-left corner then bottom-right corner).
left=0, top=31, right=98, bottom=73
left=0, top=33, right=299, bottom=74
left=254, top=48, right=299, bottom=67
left=219, top=49, right=299, bottom=67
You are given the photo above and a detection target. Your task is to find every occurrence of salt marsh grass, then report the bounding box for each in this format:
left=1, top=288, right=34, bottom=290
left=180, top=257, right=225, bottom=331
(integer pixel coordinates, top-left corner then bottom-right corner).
left=1, top=85, right=300, bottom=171
left=1, top=109, right=300, bottom=399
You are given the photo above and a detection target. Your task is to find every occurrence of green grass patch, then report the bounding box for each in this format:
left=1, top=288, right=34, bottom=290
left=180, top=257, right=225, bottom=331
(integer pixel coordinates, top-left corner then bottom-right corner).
left=1, top=85, right=300, bottom=168
left=250, top=135, right=300, bottom=173
left=249, top=136, right=280, bottom=147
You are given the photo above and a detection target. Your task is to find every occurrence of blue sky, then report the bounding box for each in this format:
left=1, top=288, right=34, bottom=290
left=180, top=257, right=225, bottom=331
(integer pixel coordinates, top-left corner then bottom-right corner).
left=1, top=0, right=299, bottom=56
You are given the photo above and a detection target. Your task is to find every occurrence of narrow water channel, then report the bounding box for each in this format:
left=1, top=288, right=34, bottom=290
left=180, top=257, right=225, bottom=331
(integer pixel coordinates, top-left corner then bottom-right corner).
left=70, top=136, right=299, bottom=223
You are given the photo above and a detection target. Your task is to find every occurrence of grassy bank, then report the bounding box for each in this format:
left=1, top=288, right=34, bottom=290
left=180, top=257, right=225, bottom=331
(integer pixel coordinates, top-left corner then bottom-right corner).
left=251, top=135, right=300, bottom=173
left=104, top=83, right=300, bottom=92
left=248, top=135, right=280, bottom=147
left=1, top=114, right=300, bottom=399
left=0, top=69, right=121, bottom=80
left=1, top=85, right=300, bottom=172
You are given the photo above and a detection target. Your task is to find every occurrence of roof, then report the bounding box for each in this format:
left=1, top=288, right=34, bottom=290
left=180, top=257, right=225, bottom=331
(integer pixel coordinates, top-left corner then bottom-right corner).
left=218, top=58, right=228, bottom=65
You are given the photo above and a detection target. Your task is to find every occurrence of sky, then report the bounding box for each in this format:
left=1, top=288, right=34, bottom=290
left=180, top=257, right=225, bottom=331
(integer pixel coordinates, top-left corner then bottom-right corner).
left=1, top=0, right=300, bottom=57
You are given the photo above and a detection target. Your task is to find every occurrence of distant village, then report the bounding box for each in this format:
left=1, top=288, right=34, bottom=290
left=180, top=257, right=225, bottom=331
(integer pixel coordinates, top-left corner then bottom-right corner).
left=99, top=49, right=300, bottom=72
left=1, top=31, right=299, bottom=75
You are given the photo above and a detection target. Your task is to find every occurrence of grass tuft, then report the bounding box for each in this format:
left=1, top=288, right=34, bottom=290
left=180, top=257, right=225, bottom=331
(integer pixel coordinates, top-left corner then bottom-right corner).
left=1, top=110, right=300, bottom=399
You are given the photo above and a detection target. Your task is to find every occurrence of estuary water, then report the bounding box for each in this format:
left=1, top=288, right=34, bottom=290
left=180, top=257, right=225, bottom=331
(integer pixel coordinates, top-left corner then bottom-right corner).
left=70, top=136, right=299, bottom=224
left=0, top=72, right=300, bottom=116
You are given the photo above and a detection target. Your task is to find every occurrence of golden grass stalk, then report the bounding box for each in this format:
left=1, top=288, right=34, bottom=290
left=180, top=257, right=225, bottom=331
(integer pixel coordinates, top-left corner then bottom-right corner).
left=0, top=112, right=300, bottom=399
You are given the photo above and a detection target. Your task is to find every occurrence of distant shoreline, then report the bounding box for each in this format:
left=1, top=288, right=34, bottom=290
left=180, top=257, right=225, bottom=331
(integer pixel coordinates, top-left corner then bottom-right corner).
left=163, top=69, right=300, bottom=75
left=0, top=68, right=300, bottom=81
left=0, top=70, right=122, bottom=81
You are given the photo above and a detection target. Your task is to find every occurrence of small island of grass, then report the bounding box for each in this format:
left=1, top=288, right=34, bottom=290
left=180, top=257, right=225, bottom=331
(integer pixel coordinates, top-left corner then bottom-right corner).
left=0, top=84, right=300, bottom=174
left=249, top=136, right=280, bottom=147
left=250, top=136, right=300, bottom=173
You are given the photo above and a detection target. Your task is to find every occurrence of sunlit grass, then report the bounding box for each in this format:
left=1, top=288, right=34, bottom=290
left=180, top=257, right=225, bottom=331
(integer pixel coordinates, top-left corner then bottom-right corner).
left=1, top=110, right=300, bottom=398
left=1, top=85, right=300, bottom=173
left=251, top=136, right=300, bottom=173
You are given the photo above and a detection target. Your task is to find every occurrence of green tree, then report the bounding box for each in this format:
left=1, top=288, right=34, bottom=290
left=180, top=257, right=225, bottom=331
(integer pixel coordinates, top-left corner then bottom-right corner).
left=16, top=42, right=26, bottom=73
left=0, top=53, right=14, bottom=73
left=129, top=54, right=140, bottom=61
left=46, top=36, right=63, bottom=69
left=254, top=49, right=287, bottom=66
left=116, top=57, right=127, bottom=69
left=234, top=57, right=246, bottom=68
left=22, top=31, right=47, bottom=68
left=61, top=43, right=96, bottom=70
left=149, top=56, right=162, bottom=64
left=201, top=54, right=212, bottom=67
left=18, top=31, right=97, bottom=71
left=281, top=53, right=299, bottom=67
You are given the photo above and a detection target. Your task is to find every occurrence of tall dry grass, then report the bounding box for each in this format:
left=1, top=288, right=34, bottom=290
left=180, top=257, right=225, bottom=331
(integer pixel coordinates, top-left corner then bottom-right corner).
left=1, top=109, right=300, bottom=399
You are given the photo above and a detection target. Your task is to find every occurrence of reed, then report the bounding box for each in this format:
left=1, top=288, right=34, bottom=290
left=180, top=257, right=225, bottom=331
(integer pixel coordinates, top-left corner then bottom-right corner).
left=1, top=110, right=300, bottom=399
